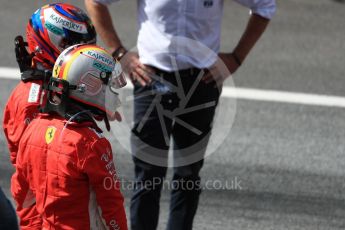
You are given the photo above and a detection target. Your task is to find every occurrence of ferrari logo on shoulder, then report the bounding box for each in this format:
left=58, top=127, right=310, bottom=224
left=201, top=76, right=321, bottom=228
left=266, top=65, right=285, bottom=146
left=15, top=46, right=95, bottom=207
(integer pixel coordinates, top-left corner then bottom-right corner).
left=45, top=126, right=57, bottom=144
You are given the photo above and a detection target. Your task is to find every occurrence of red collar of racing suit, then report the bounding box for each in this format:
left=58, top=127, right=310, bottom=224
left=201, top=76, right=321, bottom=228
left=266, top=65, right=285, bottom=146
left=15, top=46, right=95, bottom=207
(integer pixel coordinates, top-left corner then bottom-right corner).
left=37, top=113, right=103, bottom=134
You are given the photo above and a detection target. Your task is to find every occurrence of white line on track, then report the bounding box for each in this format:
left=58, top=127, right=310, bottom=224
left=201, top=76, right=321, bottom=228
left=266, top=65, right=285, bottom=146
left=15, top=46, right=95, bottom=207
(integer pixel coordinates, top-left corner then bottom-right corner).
left=2, top=66, right=345, bottom=108
left=0, top=67, right=21, bottom=80
left=222, top=87, right=345, bottom=108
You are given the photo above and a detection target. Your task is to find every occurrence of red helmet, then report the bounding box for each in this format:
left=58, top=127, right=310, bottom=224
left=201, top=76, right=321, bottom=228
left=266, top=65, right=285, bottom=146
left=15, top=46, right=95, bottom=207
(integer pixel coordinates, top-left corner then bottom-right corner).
left=26, top=3, right=96, bottom=69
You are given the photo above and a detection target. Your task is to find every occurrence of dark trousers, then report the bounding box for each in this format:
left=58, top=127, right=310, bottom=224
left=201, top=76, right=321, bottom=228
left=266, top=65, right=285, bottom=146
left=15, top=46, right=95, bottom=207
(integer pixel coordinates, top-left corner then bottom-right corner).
left=0, top=187, right=18, bottom=230
left=130, top=69, right=221, bottom=230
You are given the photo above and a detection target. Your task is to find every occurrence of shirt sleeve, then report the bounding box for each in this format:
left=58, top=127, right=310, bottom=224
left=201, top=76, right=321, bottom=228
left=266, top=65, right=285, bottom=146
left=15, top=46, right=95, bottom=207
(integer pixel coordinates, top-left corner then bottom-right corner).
left=82, top=137, right=128, bottom=230
left=233, top=0, right=277, bottom=19
left=94, top=0, right=119, bottom=5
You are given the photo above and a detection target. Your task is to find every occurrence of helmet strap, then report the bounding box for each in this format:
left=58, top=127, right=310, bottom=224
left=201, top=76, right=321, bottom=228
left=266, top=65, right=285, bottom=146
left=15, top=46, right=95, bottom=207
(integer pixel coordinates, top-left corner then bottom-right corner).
left=14, top=35, right=34, bottom=73
left=41, top=77, right=106, bottom=126
left=104, top=114, right=111, bottom=131
left=14, top=35, right=55, bottom=83
left=40, top=77, right=70, bottom=117
left=21, top=69, right=51, bottom=83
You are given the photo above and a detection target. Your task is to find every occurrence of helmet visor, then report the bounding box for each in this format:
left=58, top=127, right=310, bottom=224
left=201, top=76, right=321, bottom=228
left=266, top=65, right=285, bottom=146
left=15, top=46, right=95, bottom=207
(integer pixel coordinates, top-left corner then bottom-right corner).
left=105, top=87, right=122, bottom=116
left=109, top=62, right=127, bottom=93
left=104, top=62, right=127, bottom=117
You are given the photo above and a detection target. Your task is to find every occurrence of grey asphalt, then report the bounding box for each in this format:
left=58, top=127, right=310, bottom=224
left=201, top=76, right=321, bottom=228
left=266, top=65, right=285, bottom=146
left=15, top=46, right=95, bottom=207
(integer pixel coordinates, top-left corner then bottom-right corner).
left=1, top=0, right=345, bottom=229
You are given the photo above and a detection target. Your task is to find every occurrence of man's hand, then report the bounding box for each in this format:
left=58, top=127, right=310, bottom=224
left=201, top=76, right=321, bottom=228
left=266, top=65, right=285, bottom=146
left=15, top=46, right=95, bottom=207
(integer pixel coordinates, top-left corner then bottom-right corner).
left=85, top=0, right=155, bottom=87
left=120, top=51, right=155, bottom=86
left=109, top=111, right=122, bottom=122
left=202, top=53, right=241, bottom=86
left=202, top=13, right=271, bottom=86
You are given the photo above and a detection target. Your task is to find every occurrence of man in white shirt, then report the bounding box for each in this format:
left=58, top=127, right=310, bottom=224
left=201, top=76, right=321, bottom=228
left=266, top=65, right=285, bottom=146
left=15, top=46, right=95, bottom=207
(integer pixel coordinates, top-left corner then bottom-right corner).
left=85, top=0, right=276, bottom=229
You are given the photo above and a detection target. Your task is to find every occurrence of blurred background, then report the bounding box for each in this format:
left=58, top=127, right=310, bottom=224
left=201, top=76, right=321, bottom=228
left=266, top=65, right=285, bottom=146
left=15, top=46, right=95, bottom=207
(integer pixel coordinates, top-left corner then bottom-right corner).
left=0, top=0, right=344, bottom=229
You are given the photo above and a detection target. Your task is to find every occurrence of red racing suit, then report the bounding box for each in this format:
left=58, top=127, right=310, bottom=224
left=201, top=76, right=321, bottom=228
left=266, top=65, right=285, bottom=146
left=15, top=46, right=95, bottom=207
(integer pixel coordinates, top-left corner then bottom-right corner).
left=3, top=80, right=43, bottom=165
left=11, top=114, right=128, bottom=230
left=3, top=79, right=44, bottom=229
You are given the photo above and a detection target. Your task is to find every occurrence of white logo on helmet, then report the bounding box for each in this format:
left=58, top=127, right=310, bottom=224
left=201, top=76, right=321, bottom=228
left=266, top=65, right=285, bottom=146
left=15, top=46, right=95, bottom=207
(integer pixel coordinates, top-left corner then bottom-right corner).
left=44, top=8, right=88, bottom=33
left=86, top=50, right=115, bottom=66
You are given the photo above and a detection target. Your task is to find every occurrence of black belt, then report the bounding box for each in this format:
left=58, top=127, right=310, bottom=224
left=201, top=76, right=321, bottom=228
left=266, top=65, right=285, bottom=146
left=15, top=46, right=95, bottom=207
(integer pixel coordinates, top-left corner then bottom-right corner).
left=152, top=67, right=204, bottom=77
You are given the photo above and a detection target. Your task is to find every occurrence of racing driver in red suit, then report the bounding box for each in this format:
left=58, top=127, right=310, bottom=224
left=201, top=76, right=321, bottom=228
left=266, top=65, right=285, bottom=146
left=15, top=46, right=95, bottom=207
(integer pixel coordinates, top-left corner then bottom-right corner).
left=11, top=44, right=128, bottom=229
left=3, top=3, right=97, bottom=166
left=3, top=3, right=96, bottom=229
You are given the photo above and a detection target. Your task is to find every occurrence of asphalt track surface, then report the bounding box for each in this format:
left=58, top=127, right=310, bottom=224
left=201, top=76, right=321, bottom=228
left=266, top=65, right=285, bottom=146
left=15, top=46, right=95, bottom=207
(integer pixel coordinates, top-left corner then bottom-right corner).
left=1, top=0, right=345, bottom=229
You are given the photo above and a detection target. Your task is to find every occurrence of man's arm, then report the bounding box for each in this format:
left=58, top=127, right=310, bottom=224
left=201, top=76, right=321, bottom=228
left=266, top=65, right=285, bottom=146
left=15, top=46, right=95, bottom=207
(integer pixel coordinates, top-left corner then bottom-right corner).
left=84, top=0, right=154, bottom=86
left=203, top=0, right=276, bottom=85
left=84, top=0, right=122, bottom=53
left=203, top=14, right=271, bottom=84
left=232, top=13, right=270, bottom=65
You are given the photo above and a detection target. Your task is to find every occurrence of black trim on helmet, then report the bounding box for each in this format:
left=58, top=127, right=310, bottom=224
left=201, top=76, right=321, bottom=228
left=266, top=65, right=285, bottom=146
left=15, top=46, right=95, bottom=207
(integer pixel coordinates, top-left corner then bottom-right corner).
left=14, top=35, right=33, bottom=72
left=41, top=77, right=110, bottom=130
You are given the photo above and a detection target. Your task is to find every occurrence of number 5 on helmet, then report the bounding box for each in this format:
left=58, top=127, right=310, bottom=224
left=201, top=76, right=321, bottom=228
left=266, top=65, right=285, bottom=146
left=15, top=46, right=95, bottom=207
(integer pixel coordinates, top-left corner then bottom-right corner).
left=42, top=44, right=127, bottom=130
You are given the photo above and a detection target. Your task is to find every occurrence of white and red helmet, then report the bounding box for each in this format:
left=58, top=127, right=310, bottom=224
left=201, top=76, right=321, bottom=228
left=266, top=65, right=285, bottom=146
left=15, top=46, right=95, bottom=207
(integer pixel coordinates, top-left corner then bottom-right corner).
left=51, top=44, right=127, bottom=118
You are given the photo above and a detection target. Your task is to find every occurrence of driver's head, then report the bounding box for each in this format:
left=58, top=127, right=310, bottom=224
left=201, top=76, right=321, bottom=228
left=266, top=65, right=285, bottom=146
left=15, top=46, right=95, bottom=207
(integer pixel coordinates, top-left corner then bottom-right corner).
left=50, top=44, right=127, bottom=120
left=26, top=3, right=96, bottom=69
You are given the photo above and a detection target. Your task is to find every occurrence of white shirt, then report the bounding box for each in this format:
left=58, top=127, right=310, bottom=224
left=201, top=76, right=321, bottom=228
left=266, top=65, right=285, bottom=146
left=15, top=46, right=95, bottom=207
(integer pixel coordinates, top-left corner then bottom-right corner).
left=96, top=0, right=276, bottom=71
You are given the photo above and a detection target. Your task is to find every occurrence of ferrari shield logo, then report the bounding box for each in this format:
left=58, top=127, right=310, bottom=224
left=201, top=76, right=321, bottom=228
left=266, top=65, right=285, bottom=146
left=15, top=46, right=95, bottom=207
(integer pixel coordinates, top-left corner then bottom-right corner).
left=53, top=64, right=61, bottom=78
left=45, top=126, right=57, bottom=144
